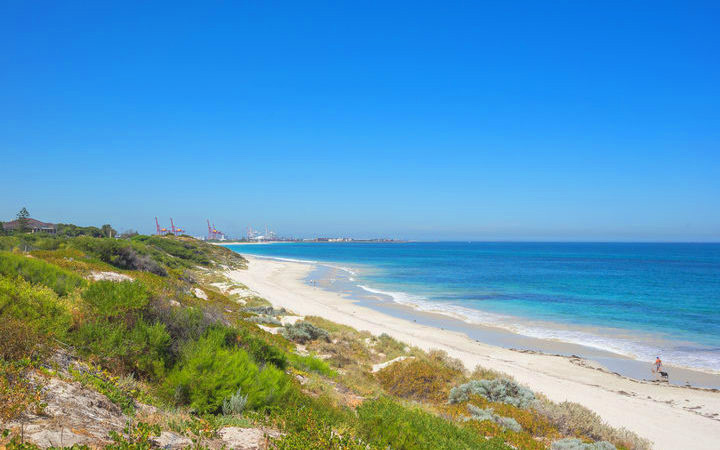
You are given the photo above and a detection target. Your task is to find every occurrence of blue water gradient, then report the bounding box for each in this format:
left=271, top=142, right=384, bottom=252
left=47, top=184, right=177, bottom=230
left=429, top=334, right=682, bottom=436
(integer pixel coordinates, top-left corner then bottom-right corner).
left=227, top=242, right=720, bottom=371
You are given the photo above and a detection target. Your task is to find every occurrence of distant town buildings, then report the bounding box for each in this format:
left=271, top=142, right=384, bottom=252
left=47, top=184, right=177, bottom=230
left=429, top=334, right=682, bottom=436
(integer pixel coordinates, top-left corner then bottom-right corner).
left=2, top=218, right=56, bottom=234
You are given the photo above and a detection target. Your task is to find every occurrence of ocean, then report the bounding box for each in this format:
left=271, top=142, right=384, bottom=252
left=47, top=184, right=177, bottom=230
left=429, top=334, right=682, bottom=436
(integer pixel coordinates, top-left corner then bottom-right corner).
left=227, top=242, right=720, bottom=373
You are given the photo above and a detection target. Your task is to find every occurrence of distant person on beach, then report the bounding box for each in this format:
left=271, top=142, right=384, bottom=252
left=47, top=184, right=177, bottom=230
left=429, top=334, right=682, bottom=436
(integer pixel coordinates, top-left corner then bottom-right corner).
left=654, top=356, right=663, bottom=373
left=653, top=356, right=668, bottom=381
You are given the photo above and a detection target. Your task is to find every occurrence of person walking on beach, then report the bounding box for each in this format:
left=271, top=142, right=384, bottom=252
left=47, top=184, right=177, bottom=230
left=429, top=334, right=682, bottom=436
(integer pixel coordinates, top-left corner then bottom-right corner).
left=654, top=356, right=663, bottom=373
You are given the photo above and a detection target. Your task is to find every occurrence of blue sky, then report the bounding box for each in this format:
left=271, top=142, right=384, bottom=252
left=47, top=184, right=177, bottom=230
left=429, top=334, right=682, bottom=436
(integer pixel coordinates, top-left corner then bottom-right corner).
left=2, top=1, right=719, bottom=241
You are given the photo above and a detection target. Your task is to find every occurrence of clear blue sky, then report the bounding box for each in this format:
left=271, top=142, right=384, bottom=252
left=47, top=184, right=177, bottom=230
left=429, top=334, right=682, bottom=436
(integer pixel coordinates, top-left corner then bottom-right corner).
left=2, top=1, right=719, bottom=241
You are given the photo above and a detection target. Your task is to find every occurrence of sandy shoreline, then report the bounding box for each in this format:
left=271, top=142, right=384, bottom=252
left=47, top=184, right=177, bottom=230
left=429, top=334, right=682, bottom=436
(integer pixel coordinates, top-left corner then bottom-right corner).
left=227, top=255, right=720, bottom=450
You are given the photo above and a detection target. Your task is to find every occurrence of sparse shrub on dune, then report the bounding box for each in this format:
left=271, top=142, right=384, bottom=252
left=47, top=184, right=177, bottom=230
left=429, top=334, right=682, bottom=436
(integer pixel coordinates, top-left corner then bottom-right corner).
left=244, top=305, right=287, bottom=316
left=471, top=364, right=508, bottom=381
left=551, top=437, right=616, bottom=450
left=248, top=314, right=282, bottom=325
left=534, top=398, right=650, bottom=450
left=465, top=404, right=523, bottom=432
left=374, top=332, right=407, bottom=359
left=282, top=321, right=330, bottom=343
left=376, top=357, right=463, bottom=403
left=428, top=348, right=466, bottom=373
left=449, top=378, right=535, bottom=408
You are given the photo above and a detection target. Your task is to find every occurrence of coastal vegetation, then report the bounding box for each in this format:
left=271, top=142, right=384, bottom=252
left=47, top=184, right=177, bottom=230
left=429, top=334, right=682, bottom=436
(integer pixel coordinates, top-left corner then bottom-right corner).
left=0, top=226, right=650, bottom=449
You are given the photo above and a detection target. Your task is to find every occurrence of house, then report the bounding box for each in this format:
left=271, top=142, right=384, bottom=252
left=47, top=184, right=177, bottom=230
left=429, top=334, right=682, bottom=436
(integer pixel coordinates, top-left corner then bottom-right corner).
left=2, top=218, right=57, bottom=234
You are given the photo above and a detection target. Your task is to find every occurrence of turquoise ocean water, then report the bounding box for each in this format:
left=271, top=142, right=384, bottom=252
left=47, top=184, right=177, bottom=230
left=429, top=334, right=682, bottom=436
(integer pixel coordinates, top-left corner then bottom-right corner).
left=227, top=242, right=720, bottom=372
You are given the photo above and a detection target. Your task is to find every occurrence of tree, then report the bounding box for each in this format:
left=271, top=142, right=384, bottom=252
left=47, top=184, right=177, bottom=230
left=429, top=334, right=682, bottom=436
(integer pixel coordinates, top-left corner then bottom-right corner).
left=101, top=224, right=117, bottom=238
left=16, top=207, right=30, bottom=232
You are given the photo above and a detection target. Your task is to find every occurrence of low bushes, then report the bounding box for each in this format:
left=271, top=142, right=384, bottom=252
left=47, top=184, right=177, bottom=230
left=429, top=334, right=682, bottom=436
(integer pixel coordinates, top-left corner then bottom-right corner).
left=162, top=328, right=291, bottom=413
left=449, top=378, right=535, bottom=408
left=466, top=404, right=522, bottom=432
left=69, top=237, right=166, bottom=276
left=356, top=396, right=511, bottom=449
left=551, top=438, right=616, bottom=450
left=83, top=280, right=149, bottom=319
left=0, top=361, right=43, bottom=421
left=283, top=321, right=330, bottom=343
left=0, top=251, right=85, bottom=295
left=376, top=358, right=462, bottom=403
left=535, top=399, right=650, bottom=450
left=0, top=275, right=72, bottom=339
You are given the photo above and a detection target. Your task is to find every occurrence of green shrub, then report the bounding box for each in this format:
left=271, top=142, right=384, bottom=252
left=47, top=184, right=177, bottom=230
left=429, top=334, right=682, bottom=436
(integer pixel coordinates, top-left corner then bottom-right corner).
left=268, top=392, right=366, bottom=449
left=73, top=318, right=170, bottom=377
left=356, top=396, right=511, bottom=449
left=466, top=404, right=522, bottom=432
left=449, top=378, right=535, bottom=408
left=551, top=438, right=616, bottom=450
left=83, top=280, right=149, bottom=319
left=69, top=237, right=167, bottom=276
left=0, top=275, right=72, bottom=339
left=282, top=321, right=329, bottom=343
left=163, top=328, right=291, bottom=413
left=132, top=236, right=211, bottom=266
left=0, top=251, right=84, bottom=295
left=287, top=353, right=337, bottom=377
left=236, top=329, right=288, bottom=369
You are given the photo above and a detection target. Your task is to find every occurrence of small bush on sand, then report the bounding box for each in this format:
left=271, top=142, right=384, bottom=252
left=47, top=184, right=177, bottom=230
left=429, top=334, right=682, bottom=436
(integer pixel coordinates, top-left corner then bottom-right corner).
left=244, top=306, right=287, bottom=316
left=449, top=378, right=535, bottom=408
left=428, top=349, right=466, bottom=373
left=535, top=399, right=650, bottom=450
left=283, top=321, right=329, bottom=343
left=375, top=332, right=407, bottom=359
left=471, top=364, right=507, bottom=381
left=465, top=404, right=522, bottom=432
left=551, top=437, right=616, bottom=450
left=376, top=358, right=463, bottom=403
left=247, top=315, right=282, bottom=326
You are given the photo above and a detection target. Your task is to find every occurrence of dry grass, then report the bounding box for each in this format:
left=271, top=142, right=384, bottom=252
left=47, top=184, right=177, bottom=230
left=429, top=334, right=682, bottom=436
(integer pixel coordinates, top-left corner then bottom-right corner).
left=376, top=358, right=464, bottom=403
left=534, top=395, right=651, bottom=450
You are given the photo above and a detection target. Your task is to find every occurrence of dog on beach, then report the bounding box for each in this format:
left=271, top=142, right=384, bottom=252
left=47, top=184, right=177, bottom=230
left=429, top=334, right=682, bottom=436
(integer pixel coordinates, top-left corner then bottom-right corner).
left=659, top=371, right=669, bottom=381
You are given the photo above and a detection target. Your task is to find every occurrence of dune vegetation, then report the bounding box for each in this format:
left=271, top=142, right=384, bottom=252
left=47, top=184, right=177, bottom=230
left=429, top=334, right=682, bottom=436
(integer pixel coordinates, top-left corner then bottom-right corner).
left=0, top=228, right=650, bottom=449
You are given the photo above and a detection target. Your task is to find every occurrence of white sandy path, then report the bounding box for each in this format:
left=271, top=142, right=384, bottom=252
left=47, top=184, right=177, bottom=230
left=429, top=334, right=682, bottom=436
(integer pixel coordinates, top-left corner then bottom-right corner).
left=227, top=256, right=720, bottom=450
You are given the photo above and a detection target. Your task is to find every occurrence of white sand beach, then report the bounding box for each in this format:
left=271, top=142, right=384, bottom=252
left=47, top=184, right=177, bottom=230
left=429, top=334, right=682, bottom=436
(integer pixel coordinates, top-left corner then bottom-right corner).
left=227, top=255, right=720, bottom=450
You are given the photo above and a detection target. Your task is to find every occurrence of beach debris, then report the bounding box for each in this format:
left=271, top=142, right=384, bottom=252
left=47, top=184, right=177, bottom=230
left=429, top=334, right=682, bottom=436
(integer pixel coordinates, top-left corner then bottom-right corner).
left=371, top=356, right=413, bottom=373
